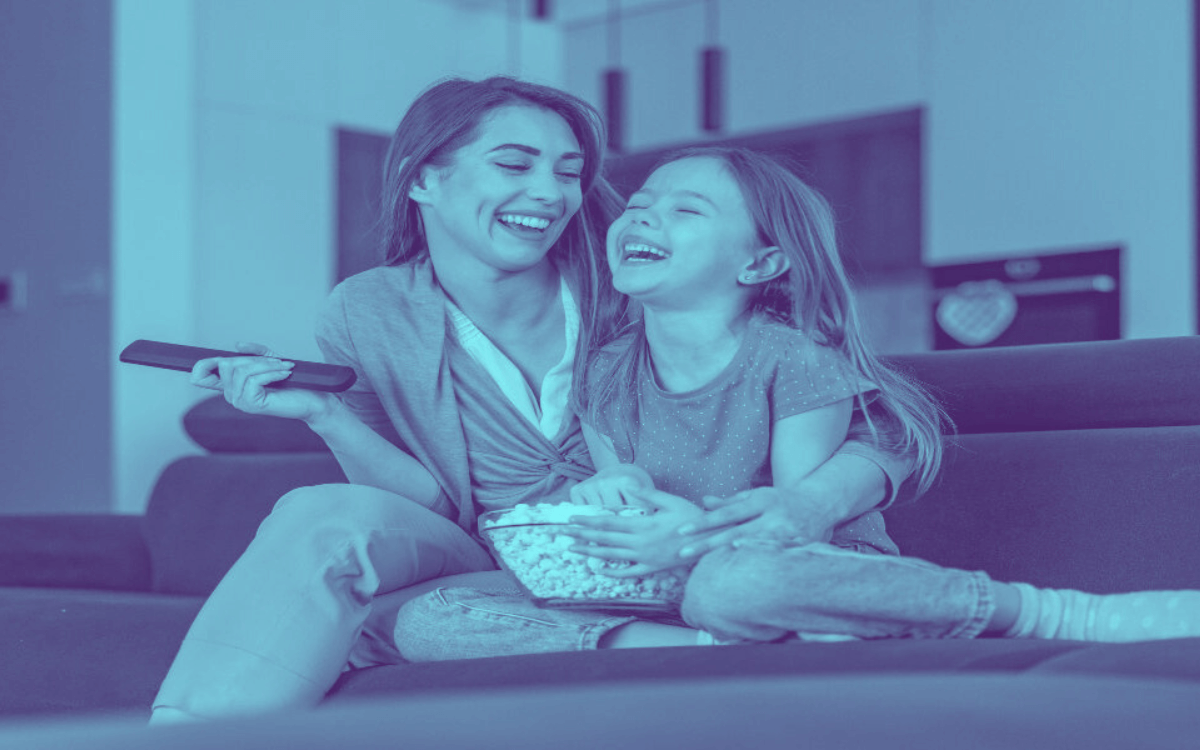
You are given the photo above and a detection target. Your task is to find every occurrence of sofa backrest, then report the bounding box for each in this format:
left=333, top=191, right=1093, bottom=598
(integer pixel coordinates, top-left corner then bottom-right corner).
left=145, top=398, right=346, bottom=594
left=145, top=337, right=1200, bottom=597
left=882, top=336, right=1200, bottom=593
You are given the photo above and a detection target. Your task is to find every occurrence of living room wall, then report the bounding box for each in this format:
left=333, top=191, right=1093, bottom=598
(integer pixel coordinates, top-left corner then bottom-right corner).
left=112, top=0, right=562, bottom=512
left=562, top=0, right=1195, bottom=342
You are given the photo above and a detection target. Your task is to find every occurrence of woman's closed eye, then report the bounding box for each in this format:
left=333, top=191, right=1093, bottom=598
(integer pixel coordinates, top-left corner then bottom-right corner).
left=498, top=162, right=581, bottom=181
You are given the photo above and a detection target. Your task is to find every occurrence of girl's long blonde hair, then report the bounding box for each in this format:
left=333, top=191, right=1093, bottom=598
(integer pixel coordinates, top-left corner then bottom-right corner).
left=579, top=146, right=950, bottom=497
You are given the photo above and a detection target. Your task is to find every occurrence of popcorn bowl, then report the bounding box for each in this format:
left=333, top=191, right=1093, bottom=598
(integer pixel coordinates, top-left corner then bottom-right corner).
left=478, top=503, right=687, bottom=615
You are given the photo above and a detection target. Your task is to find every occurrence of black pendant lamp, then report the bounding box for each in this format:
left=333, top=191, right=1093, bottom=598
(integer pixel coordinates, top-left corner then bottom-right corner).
left=603, top=0, right=626, bottom=153
left=700, top=0, right=724, bottom=134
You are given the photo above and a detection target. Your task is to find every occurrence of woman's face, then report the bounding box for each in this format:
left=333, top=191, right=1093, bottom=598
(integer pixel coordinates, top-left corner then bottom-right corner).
left=411, top=104, right=585, bottom=275
left=607, top=156, right=760, bottom=307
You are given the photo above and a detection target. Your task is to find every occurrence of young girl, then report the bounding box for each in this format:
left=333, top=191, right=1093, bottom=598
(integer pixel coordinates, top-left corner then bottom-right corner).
left=392, top=146, right=1199, bottom=656
left=566, top=144, right=944, bottom=570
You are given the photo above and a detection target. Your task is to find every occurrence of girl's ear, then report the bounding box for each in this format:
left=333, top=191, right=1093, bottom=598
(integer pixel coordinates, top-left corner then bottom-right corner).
left=738, top=246, right=790, bottom=286
left=407, top=164, right=441, bottom=206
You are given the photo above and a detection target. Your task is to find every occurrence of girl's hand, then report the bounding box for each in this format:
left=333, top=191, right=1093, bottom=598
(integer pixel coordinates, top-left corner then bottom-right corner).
left=567, top=487, right=706, bottom=577
left=675, top=487, right=836, bottom=561
left=191, top=342, right=333, bottom=423
left=568, top=465, right=653, bottom=507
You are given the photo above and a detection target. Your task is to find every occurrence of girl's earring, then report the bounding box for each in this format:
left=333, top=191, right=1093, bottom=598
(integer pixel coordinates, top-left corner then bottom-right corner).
left=740, top=273, right=754, bottom=284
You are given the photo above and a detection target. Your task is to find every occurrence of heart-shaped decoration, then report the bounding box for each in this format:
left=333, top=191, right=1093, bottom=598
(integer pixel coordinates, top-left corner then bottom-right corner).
left=936, top=280, right=1018, bottom=347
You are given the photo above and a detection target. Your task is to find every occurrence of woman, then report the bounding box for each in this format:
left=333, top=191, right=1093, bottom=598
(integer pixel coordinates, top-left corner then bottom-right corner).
left=150, top=76, right=913, bottom=722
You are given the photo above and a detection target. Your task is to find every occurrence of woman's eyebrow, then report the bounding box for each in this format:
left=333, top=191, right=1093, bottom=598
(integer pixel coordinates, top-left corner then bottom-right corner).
left=487, top=143, right=584, bottom=161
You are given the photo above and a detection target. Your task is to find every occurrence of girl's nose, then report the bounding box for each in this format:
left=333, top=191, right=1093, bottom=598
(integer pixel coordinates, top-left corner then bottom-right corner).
left=632, top=206, right=659, bottom=228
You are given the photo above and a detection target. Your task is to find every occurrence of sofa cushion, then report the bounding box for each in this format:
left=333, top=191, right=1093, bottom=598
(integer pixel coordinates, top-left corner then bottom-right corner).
left=886, top=426, right=1200, bottom=593
left=144, top=453, right=346, bottom=595
left=0, top=514, right=151, bottom=591
left=184, top=396, right=330, bottom=453
left=0, top=587, right=202, bottom=717
left=4, top=671, right=1199, bottom=749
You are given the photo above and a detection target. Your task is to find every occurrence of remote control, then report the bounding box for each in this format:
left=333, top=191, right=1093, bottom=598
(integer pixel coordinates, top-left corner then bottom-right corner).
left=119, top=339, right=357, bottom=392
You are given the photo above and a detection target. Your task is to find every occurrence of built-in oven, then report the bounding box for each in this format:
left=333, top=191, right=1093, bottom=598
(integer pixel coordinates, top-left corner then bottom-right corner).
left=930, top=247, right=1121, bottom=350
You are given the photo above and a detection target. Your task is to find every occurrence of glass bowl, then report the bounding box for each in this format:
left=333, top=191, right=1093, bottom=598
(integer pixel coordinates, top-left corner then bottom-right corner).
left=478, top=503, right=686, bottom=614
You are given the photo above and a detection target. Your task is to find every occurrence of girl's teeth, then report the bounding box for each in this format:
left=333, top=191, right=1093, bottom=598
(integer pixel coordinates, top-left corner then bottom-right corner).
left=623, top=243, right=669, bottom=260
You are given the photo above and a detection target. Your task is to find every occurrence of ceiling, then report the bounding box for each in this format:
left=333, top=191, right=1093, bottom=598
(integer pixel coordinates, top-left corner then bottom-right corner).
left=426, top=0, right=700, bottom=27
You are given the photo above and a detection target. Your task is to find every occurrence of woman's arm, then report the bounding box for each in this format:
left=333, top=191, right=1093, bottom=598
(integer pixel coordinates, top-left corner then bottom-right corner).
left=192, top=346, right=444, bottom=512
left=305, top=399, right=444, bottom=511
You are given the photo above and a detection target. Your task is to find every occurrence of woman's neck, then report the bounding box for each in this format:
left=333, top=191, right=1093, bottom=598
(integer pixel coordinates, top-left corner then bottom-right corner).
left=642, top=304, right=752, bottom=393
left=430, top=251, right=561, bottom=332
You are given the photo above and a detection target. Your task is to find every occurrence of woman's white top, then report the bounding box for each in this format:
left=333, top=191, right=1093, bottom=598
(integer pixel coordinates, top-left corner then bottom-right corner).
left=444, top=276, right=578, bottom=440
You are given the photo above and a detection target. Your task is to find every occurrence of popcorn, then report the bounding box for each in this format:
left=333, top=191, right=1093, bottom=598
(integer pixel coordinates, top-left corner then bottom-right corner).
left=479, top=503, right=687, bottom=608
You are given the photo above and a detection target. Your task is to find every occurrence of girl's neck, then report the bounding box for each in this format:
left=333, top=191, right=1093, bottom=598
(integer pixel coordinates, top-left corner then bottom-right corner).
left=642, top=304, right=753, bottom=393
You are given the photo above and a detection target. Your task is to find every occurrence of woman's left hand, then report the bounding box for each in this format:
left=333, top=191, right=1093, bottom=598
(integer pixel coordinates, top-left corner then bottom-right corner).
left=673, top=487, right=835, bottom=561
left=568, top=487, right=707, bottom=577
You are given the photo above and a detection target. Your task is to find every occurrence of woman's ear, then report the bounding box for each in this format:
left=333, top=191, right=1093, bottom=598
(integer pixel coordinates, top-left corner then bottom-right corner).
left=738, top=247, right=790, bottom=286
left=407, top=164, right=440, bottom=206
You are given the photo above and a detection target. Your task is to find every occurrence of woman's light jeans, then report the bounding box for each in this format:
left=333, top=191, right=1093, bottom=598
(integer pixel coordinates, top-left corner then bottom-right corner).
left=151, top=484, right=510, bottom=720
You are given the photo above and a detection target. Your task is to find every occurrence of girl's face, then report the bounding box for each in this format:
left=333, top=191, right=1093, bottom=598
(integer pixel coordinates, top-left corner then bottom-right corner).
left=607, top=156, right=761, bottom=307
left=411, top=104, right=585, bottom=275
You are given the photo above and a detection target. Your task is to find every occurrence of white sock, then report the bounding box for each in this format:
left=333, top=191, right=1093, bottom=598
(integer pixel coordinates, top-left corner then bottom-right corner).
left=1006, top=582, right=1200, bottom=642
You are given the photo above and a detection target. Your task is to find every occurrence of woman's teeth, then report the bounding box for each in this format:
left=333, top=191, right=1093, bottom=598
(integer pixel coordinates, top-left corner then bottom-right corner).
left=623, top=242, right=670, bottom=262
left=499, top=214, right=551, bottom=232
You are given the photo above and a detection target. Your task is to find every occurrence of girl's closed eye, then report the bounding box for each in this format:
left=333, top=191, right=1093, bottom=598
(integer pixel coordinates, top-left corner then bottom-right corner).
left=496, top=162, right=530, bottom=172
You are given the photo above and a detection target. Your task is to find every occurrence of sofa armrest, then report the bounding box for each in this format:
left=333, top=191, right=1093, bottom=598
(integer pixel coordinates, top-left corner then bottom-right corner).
left=0, top=514, right=152, bottom=591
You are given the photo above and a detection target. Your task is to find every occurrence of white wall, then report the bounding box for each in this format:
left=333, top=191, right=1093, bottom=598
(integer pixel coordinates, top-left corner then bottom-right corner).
left=112, top=0, right=563, bottom=512
left=563, top=0, right=1195, bottom=341
left=113, top=0, right=199, bottom=515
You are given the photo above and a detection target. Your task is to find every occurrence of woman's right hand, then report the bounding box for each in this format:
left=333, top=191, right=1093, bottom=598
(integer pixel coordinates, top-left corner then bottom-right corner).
left=190, top=342, right=333, bottom=422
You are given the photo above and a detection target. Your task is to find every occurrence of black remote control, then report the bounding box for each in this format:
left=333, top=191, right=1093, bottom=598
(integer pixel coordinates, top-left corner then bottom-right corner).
left=119, top=340, right=357, bottom=393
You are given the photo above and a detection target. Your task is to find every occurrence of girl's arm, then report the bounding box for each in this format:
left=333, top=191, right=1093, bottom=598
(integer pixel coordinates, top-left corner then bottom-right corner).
left=674, top=398, right=871, bottom=555
left=766, top=398, right=866, bottom=536
left=570, top=423, right=654, bottom=506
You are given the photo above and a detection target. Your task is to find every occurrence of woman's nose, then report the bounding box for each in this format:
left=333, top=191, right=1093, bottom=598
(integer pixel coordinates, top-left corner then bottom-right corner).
left=524, top=168, right=564, bottom=204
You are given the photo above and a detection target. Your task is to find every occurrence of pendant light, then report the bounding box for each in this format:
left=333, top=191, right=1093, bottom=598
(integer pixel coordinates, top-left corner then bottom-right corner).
left=700, top=0, right=724, bottom=133
left=603, top=0, right=626, bottom=153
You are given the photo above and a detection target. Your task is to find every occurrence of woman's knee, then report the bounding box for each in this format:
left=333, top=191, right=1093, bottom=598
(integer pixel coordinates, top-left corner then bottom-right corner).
left=257, top=484, right=430, bottom=559
left=266, top=484, right=413, bottom=533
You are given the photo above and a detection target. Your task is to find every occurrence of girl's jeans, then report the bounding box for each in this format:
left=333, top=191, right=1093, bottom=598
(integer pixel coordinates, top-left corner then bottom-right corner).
left=393, top=541, right=996, bottom=661
left=153, top=489, right=994, bottom=717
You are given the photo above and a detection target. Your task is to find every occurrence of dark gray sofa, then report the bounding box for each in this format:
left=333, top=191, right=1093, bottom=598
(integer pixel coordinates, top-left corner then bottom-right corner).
left=1, top=336, right=1198, bottom=747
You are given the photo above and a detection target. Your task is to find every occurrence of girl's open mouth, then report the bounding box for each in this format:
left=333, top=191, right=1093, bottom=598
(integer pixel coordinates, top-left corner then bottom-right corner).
left=622, top=242, right=671, bottom=263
